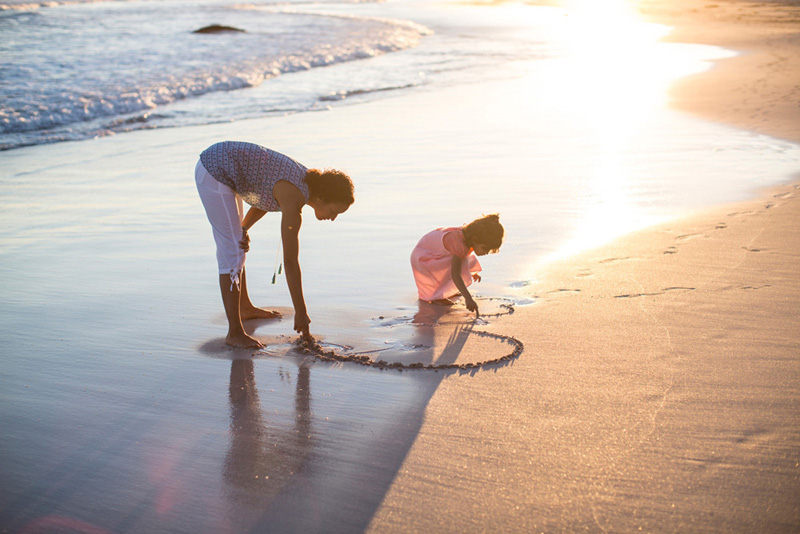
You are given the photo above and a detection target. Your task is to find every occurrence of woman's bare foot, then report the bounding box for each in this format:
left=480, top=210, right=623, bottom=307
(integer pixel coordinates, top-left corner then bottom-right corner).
left=226, top=331, right=264, bottom=349
left=430, top=298, right=455, bottom=306
left=240, top=306, right=282, bottom=321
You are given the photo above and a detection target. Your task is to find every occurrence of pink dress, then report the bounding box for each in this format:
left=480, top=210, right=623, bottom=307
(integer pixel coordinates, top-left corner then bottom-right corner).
left=410, top=227, right=481, bottom=301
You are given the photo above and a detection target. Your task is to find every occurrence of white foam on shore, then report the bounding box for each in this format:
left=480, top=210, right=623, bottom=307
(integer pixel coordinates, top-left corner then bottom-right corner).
left=0, top=0, right=430, bottom=149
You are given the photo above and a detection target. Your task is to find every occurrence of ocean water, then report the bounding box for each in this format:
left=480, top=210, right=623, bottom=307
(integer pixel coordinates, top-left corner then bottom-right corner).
left=0, top=0, right=556, bottom=150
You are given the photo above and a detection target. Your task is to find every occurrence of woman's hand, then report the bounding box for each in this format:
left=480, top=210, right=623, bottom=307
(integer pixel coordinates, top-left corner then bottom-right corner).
left=294, top=313, right=311, bottom=340
left=472, top=273, right=481, bottom=282
left=239, top=207, right=267, bottom=251
left=239, top=227, right=250, bottom=252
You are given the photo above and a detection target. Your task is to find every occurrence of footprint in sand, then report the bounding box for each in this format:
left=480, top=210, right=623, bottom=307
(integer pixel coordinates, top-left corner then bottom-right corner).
left=615, top=287, right=695, bottom=299
left=715, top=222, right=728, bottom=229
left=598, top=257, right=633, bottom=264
left=664, top=246, right=678, bottom=255
left=675, top=233, right=702, bottom=241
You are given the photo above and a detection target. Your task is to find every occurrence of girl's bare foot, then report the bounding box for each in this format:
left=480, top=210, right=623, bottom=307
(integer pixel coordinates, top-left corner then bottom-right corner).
left=240, top=306, right=282, bottom=321
left=226, top=332, right=264, bottom=349
left=430, top=298, right=455, bottom=306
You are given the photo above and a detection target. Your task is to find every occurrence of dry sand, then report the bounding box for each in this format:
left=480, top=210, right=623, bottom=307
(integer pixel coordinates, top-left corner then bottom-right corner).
left=366, top=1, right=800, bottom=531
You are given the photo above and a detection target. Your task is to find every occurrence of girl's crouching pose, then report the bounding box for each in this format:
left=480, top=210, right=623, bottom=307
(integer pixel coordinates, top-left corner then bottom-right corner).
left=410, top=214, right=504, bottom=315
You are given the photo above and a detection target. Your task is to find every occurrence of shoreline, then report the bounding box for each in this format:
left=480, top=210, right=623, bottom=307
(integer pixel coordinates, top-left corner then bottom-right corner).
left=637, top=0, right=800, bottom=144
left=525, top=0, right=800, bottom=144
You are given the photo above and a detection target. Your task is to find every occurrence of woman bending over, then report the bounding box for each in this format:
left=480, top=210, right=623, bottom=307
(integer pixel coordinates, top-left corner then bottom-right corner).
left=196, top=141, right=354, bottom=348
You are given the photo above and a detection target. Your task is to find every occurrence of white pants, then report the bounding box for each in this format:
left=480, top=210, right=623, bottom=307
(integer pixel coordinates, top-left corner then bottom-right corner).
left=195, top=159, right=245, bottom=289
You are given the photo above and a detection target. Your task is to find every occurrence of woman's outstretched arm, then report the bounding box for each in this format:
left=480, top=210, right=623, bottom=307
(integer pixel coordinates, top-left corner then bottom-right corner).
left=281, top=208, right=310, bottom=338
left=273, top=181, right=311, bottom=338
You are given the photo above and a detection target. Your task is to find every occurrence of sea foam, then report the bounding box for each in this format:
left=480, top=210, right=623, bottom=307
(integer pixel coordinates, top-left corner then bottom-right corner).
left=0, top=0, right=430, bottom=149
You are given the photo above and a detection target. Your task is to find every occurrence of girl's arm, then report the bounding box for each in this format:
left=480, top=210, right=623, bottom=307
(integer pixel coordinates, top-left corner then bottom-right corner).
left=273, top=181, right=311, bottom=339
left=239, top=207, right=267, bottom=252
left=451, top=255, right=479, bottom=314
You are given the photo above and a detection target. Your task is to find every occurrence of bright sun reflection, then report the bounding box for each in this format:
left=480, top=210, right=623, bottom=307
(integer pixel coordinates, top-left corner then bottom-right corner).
left=552, top=0, right=679, bottom=127
left=529, top=0, right=731, bottom=262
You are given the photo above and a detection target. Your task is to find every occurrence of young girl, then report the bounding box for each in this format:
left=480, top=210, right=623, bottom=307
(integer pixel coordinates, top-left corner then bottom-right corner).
left=410, top=214, right=504, bottom=314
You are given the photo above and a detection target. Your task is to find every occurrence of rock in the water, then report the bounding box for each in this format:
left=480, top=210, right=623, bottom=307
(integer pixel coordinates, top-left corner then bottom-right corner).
left=193, top=24, right=245, bottom=34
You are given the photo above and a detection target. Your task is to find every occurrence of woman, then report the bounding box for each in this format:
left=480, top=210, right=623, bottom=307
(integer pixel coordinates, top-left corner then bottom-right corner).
left=195, top=141, right=354, bottom=348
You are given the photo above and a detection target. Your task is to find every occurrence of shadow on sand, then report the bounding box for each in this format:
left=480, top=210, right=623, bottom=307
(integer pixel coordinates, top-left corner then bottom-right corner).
left=211, top=300, right=517, bottom=533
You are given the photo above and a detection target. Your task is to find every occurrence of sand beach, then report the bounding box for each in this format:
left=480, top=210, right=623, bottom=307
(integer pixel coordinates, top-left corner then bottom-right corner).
left=1, top=0, right=799, bottom=532
left=366, top=2, right=800, bottom=531
left=367, top=3, right=799, bottom=531
left=369, top=183, right=800, bottom=533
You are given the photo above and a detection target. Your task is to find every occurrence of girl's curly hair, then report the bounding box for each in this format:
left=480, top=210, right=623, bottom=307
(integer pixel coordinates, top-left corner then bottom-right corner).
left=463, top=214, right=504, bottom=253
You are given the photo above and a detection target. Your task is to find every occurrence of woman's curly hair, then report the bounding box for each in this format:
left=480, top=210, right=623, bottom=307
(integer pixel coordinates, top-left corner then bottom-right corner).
left=304, top=169, right=355, bottom=206
left=463, top=214, right=504, bottom=253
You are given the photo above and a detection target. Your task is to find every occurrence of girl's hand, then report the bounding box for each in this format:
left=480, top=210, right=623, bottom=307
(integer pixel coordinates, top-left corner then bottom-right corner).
left=472, top=273, right=481, bottom=282
left=239, top=228, right=250, bottom=252
left=465, top=297, right=479, bottom=314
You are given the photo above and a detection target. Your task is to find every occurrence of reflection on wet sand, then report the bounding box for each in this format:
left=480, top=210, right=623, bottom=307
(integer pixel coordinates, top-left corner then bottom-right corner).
left=224, top=360, right=312, bottom=508
left=211, top=301, right=475, bottom=533
left=0, top=300, right=514, bottom=533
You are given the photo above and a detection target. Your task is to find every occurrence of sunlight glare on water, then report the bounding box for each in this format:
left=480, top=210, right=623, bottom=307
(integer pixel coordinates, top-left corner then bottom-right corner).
left=521, top=0, right=739, bottom=261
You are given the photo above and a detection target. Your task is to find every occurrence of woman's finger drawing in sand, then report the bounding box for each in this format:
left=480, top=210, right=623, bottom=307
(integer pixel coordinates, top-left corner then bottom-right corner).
left=410, top=214, right=504, bottom=316
left=196, top=141, right=354, bottom=348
